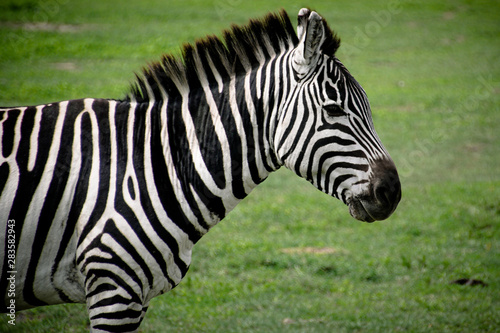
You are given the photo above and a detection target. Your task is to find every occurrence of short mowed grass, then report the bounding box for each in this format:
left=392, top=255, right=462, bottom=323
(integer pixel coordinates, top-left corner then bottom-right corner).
left=1, top=0, right=499, bottom=332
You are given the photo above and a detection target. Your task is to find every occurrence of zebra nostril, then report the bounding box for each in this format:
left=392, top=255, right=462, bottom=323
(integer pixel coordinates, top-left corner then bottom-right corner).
left=374, top=183, right=390, bottom=207
left=374, top=175, right=401, bottom=210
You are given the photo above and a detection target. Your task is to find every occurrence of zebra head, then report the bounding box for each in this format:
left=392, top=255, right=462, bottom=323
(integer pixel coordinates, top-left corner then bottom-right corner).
left=275, top=9, right=401, bottom=222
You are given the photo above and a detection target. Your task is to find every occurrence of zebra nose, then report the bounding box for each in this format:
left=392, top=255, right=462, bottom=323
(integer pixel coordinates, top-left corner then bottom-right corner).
left=348, top=159, right=401, bottom=222
left=373, top=161, right=401, bottom=218
left=373, top=171, right=401, bottom=213
left=365, top=158, right=401, bottom=220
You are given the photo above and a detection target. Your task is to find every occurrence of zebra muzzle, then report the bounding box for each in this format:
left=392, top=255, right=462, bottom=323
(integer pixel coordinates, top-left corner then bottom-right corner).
left=348, top=160, right=401, bottom=222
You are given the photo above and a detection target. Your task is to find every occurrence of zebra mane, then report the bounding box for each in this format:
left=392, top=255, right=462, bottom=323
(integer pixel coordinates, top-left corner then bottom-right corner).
left=127, top=10, right=341, bottom=103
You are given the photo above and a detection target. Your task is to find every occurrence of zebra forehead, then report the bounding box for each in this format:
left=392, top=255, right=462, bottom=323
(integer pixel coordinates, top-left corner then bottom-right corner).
left=127, top=9, right=341, bottom=103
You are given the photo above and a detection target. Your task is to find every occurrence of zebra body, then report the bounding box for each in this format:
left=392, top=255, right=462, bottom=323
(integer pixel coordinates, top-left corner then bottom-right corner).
left=1, top=9, right=401, bottom=332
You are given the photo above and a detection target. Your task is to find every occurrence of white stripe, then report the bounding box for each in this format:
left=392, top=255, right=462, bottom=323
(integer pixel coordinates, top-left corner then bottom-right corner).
left=77, top=100, right=117, bottom=257
left=153, top=76, right=208, bottom=235
left=142, top=102, right=192, bottom=295
left=228, top=74, right=252, bottom=194
left=190, top=183, right=220, bottom=227
left=27, top=105, right=43, bottom=172
left=122, top=102, right=184, bottom=298
left=180, top=94, right=228, bottom=199
left=17, top=102, right=67, bottom=298
left=243, top=67, right=268, bottom=184
left=79, top=101, right=154, bottom=296
left=0, top=107, right=25, bottom=279
left=192, top=51, right=240, bottom=212
left=38, top=105, right=88, bottom=303
left=143, top=74, right=195, bottom=266
left=75, top=99, right=100, bottom=235
left=205, top=54, right=224, bottom=94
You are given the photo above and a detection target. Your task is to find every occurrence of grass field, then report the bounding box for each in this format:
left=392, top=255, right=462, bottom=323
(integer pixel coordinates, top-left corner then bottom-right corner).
left=1, top=0, right=499, bottom=332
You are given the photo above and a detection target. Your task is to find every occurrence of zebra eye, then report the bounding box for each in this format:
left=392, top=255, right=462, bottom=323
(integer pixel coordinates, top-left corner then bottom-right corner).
left=323, top=103, right=345, bottom=117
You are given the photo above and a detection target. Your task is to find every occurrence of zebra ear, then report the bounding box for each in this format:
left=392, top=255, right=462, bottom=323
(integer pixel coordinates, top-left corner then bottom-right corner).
left=296, top=8, right=311, bottom=41
left=293, top=9, right=326, bottom=79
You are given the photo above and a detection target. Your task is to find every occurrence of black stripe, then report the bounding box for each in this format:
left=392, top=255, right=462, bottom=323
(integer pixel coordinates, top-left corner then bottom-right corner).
left=24, top=102, right=74, bottom=306
left=91, top=308, right=143, bottom=320
left=263, top=56, right=281, bottom=169
left=92, top=322, right=141, bottom=333
left=120, top=103, right=181, bottom=286
left=306, top=135, right=359, bottom=181
left=322, top=162, right=369, bottom=193
left=189, top=78, right=226, bottom=190
left=0, top=108, right=20, bottom=157
left=0, top=163, right=8, bottom=203
left=236, top=73, right=262, bottom=186
left=168, top=94, right=225, bottom=224
left=277, top=94, right=300, bottom=161
left=79, top=99, right=112, bottom=245
left=329, top=174, right=356, bottom=197
left=82, top=242, right=143, bottom=305
left=252, top=63, right=274, bottom=174
left=292, top=87, right=323, bottom=176
left=350, top=117, right=380, bottom=159
left=134, top=103, right=190, bottom=277
left=51, top=100, right=87, bottom=303
left=150, top=99, right=204, bottom=242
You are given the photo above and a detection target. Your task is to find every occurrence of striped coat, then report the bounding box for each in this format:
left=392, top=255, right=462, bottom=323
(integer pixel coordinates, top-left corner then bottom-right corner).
left=1, top=9, right=400, bottom=332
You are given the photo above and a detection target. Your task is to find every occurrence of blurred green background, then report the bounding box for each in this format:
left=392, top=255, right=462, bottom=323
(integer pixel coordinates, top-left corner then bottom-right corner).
left=1, top=0, right=499, bottom=332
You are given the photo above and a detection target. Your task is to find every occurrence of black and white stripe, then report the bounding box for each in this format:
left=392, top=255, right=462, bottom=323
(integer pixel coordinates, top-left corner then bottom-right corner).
left=1, top=9, right=400, bottom=332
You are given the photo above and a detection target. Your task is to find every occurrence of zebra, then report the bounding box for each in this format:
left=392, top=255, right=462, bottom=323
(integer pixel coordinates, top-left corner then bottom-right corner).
left=0, top=8, right=401, bottom=332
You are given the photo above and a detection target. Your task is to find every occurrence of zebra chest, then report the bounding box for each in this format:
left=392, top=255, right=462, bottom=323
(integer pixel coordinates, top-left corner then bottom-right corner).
left=75, top=209, right=194, bottom=302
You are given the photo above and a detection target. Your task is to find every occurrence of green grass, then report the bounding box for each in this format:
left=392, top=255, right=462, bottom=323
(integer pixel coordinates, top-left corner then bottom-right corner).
left=1, top=0, right=499, bottom=332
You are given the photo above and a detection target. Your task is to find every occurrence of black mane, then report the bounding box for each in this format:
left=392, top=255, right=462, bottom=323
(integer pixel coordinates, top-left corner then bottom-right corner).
left=127, top=10, right=341, bottom=103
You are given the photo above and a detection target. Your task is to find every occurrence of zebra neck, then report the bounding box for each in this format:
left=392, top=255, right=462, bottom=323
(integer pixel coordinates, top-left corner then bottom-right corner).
left=150, top=71, right=283, bottom=231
